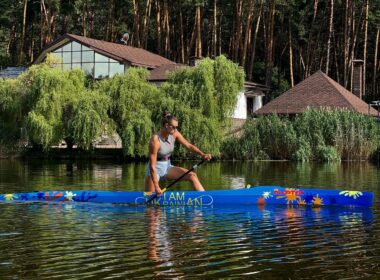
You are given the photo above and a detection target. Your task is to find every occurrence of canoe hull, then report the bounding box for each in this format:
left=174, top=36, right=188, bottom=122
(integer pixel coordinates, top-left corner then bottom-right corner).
left=0, top=186, right=373, bottom=207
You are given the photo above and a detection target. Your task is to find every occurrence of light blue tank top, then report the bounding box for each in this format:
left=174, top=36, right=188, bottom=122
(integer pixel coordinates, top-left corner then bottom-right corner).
left=157, top=133, right=175, bottom=161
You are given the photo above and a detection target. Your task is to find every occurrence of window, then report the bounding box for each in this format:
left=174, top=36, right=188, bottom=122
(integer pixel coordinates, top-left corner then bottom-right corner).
left=62, top=52, right=71, bottom=63
left=94, top=63, right=109, bottom=78
left=95, top=53, right=109, bottom=63
left=72, top=52, right=81, bottom=63
left=48, top=41, right=124, bottom=78
left=82, top=51, right=94, bottom=63
left=82, top=63, right=94, bottom=76
left=110, top=63, right=124, bottom=77
left=62, top=43, right=71, bottom=52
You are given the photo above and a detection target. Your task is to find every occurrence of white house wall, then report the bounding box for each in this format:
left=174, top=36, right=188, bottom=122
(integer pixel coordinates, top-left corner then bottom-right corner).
left=232, top=90, right=247, bottom=119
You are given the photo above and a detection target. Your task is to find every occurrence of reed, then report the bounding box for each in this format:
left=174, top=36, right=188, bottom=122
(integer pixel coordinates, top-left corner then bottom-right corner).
left=222, top=108, right=380, bottom=161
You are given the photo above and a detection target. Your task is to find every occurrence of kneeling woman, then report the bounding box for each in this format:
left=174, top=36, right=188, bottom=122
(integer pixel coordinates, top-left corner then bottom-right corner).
left=145, top=113, right=212, bottom=195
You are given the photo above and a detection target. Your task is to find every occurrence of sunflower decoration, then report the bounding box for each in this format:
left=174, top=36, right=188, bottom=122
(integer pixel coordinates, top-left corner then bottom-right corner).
left=276, top=188, right=302, bottom=205
left=312, top=194, right=324, bottom=206
left=297, top=198, right=307, bottom=206
left=3, top=194, right=18, bottom=201
left=339, top=191, right=363, bottom=199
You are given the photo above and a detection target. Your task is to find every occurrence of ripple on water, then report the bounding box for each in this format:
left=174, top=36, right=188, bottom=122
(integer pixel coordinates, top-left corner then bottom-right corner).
left=0, top=201, right=379, bottom=278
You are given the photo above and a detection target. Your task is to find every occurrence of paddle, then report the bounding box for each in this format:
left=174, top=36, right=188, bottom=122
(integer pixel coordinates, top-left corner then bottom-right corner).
left=146, top=159, right=206, bottom=204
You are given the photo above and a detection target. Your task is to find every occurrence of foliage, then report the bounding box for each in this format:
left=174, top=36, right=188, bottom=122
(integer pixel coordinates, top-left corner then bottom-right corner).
left=0, top=78, right=23, bottom=143
left=11, top=63, right=111, bottom=151
left=96, top=68, right=160, bottom=157
left=68, top=90, right=112, bottom=150
left=222, top=109, right=380, bottom=162
left=161, top=56, right=244, bottom=157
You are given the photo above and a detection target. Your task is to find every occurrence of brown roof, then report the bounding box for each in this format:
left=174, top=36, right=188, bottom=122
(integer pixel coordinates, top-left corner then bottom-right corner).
left=254, top=71, right=379, bottom=116
left=34, top=34, right=176, bottom=68
left=148, top=64, right=188, bottom=81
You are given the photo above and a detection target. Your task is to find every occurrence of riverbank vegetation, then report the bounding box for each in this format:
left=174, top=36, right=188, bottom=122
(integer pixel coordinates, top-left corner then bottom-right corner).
left=223, top=109, right=380, bottom=161
left=0, top=55, right=244, bottom=158
left=1, top=0, right=379, bottom=102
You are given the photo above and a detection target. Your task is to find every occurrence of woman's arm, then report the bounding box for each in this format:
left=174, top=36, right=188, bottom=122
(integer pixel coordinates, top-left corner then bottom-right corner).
left=148, top=135, right=162, bottom=194
left=174, top=131, right=212, bottom=160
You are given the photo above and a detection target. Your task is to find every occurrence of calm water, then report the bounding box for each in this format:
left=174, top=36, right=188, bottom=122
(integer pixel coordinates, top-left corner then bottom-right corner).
left=0, top=159, right=379, bottom=279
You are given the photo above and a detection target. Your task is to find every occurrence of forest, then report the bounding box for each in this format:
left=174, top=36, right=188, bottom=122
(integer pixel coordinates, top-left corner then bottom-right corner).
left=0, top=0, right=379, bottom=100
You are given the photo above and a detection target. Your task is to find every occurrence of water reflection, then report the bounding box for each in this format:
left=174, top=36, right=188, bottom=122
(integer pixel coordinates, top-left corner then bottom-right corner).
left=0, top=159, right=379, bottom=278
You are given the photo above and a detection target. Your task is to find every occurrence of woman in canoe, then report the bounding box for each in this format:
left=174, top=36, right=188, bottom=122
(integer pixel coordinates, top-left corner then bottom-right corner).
left=145, top=113, right=211, bottom=195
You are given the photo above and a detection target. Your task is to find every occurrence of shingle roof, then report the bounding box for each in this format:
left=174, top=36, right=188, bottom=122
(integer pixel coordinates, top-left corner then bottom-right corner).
left=34, top=34, right=176, bottom=68
left=148, top=64, right=188, bottom=81
left=254, top=70, right=379, bottom=116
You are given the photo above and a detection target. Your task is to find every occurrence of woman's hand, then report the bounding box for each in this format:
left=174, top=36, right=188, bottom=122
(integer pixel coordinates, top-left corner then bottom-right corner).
left=202, top=154, right=212, bottom=161
left=155, top=185, right=163, bottom=196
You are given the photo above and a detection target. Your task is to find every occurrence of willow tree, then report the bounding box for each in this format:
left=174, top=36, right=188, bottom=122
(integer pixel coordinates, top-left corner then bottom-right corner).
left=19, top=62, right=110, bottom=151
left=0, top=78, right=24, bottom=144
left=97, top=68, right=164, bottom=157
left=161, top=55, right=244, bottom=157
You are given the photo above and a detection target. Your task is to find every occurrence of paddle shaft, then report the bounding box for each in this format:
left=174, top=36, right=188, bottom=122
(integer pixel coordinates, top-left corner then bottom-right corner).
left=146, top=159, right=205, bottom=204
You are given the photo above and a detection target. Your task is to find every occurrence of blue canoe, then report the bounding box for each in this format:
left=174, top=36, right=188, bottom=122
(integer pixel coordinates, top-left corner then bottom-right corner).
left=0, top=186, right=374, bottom=207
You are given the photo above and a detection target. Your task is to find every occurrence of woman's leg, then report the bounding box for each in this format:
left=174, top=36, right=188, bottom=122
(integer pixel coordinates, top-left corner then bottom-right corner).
left=144, top=176, right=155, bottom=192
left=165, top=166, right=205, bottom=191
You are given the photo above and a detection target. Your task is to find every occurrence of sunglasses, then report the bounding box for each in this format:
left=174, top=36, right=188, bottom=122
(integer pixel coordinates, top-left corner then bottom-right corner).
left=168, top=124, right=179, bottom=130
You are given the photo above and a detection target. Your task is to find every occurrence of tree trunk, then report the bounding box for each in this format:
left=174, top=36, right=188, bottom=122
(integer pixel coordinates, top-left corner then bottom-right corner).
left=241, top=0, right=255, bottom=68
left=163, top=0, right=170, bottom=57
left=195, top=5, right=202, bottom=58
left=156, top=0, right=162, bottom=55
left=20, top=0, right=28, bottom=64
left=265, top=0, right=276, bottom=93
left=362, top=0, right=369, bottom=97
left=179, top=0, right=185, bottom=63
left=233, top=0, right=243, bottom=62
left=40, top=1, right=44, bottom=49
left=305, top=0, right=318, bottom=78
left=212, top=0, right=217, bottom=57
left=142, top=0, right=152, bottom=49
left=247, top=0, right=263, bottom=81
left=132, top=0, right=141, bottom=47
left=373, top=28, right=379, bottom=99
left=325, top=0, right=334, bottom=75
left=106, top=0, right=114, bottom=41
left=82, top=0, right=88, bottom=37
left=343, top=0, right=350, bottom=87
left=289, top=18, right=294, bottom=88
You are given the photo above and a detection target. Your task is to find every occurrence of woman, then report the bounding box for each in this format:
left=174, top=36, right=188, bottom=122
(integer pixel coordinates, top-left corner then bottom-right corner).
left=145, top=113, right=211, bottom=195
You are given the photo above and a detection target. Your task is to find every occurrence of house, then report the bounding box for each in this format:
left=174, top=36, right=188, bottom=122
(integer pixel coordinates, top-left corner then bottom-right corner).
left=254, top=70, right=379, bottom=117
left=33, top=34, right=176, bottom=79
left=32, top=34, right=266, bottom=121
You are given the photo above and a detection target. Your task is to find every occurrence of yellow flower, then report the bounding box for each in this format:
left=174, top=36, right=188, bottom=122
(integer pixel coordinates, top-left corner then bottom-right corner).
left=4, top=194, right=18, bottom=201
left=312, top=194, right=324, bottom=206
left=339, top=191, right=363, bottom=199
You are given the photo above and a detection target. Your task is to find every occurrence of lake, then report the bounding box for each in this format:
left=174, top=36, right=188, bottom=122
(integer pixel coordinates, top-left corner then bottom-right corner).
left=0, top=159, right=379, bottom=279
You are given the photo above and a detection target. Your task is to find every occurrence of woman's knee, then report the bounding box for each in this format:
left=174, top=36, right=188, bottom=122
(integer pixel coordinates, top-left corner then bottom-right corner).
left=186, top=171, right=198, bottom=182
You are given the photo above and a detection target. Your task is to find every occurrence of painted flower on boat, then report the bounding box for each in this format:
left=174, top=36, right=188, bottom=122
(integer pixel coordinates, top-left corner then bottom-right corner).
left=3, top=194, right=18, bottom=201
left=257, top=197, right=265, bottom=205
left=339, top=191, right=363, bottom=199
left=297, top=198, right=306, bottom=205
left=312, top=194, right=324, bottom=206
left=262, top=191, right=272, bottom=199
left=65, top=191, right=76, bottom=201
left=276, top=188, right=301, bottom=205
